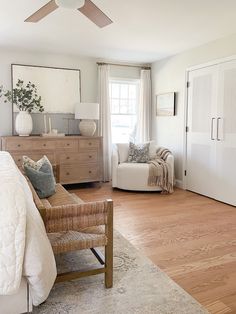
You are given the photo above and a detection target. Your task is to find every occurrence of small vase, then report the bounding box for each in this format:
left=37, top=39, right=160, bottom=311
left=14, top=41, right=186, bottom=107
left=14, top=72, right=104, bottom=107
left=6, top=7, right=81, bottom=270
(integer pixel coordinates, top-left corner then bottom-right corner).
left=15, top=111, right=33, bottom=136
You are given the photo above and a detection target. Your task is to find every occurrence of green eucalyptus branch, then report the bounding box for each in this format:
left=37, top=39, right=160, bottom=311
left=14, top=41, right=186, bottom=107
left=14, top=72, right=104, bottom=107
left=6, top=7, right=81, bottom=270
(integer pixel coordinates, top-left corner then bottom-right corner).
left=0, top=79, right=44, bottom=113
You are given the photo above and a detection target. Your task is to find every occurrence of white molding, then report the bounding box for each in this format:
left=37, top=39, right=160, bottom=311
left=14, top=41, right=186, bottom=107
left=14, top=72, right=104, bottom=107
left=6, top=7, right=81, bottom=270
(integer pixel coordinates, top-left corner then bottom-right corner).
left=186, top=54, right=236, bottom=72
left=175, top=180, right=184, bottom=189
left=109, top=77, right=140, bottom=83
left=182, top=70, right=189, bottom=190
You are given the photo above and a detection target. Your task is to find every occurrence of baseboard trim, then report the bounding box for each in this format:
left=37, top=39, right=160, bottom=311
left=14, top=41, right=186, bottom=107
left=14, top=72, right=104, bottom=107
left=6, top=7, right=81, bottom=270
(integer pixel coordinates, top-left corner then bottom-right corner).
left=175, top=180, right=184, bottom=189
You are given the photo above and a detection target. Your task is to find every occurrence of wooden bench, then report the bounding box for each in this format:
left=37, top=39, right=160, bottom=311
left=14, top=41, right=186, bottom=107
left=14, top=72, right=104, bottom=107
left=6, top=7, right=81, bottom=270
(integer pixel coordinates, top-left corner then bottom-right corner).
left=27, top=177, right=113, bottom=288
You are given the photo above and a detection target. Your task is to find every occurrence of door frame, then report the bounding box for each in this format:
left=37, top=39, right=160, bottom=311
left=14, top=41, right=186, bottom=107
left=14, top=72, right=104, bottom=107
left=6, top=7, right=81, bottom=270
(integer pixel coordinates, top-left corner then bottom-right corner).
left=183, top=54, right=236, bottom=190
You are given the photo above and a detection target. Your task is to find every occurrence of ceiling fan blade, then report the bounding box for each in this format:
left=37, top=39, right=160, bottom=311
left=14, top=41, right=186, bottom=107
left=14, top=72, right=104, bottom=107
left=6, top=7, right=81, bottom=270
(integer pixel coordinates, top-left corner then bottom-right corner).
left=25, top=0, right=58, bottom=23
left=78, top=0, right=113, bottom=28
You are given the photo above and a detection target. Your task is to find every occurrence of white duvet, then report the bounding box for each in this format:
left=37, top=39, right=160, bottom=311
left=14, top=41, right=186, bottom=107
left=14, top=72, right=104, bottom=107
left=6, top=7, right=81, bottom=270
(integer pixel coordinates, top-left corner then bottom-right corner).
left=0, top=152, right=57, bottom=305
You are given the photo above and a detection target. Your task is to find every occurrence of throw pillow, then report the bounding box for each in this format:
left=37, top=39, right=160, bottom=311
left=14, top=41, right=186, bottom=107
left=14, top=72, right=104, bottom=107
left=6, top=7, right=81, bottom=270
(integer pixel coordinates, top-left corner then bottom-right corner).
left=127, top=142, right=150, bottom=163
left=136, top=141, right=157, bottom=159
left=23, top=155, right=56, bottom=184
left=23, top=155, right=56, bottom=198
left=23, top=155, right=50, bottom=170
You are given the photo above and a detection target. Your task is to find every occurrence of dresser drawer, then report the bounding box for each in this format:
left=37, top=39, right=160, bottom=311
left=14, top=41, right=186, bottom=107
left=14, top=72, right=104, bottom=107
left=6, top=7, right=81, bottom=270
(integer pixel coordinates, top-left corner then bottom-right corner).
left=4, top=140, right=33, bottom=151
left=60, top=165, right=100, bottom=183
left=79, top=139, right=100, bottom=149
left=59, top=152, right=98, bottom=164
left=56, top=140, right=78, bottom=151
left=79, top=151, right=98, bottom=163
left=32, top=140, right=56, bottom=150
left=11, top=153, right=55, bottom=167
left=59, top=153, right=79, bottom=164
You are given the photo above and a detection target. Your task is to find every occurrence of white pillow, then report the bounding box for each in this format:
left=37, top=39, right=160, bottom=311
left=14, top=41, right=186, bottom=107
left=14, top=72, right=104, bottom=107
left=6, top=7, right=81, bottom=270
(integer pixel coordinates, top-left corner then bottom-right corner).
left=116, top=143, right=129, bottom=163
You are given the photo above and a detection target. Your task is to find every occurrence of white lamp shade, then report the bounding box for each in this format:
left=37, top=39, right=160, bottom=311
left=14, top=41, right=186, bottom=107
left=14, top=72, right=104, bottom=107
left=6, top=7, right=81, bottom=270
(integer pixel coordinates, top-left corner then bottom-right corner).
left=75, top=103, right=99, bottom=120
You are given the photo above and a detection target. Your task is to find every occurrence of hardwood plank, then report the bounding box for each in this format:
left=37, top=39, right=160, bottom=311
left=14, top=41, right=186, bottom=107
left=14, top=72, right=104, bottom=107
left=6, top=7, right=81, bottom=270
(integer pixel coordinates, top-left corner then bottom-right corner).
left=206, top=301, right=232, bottom=314
left=69, top=183, right=236, bottom=313
left=220, top=294, right=236, bottom=313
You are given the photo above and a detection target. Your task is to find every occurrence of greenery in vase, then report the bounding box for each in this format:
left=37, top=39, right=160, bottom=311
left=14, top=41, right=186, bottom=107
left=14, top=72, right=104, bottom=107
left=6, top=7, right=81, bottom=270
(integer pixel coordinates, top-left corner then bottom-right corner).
left=0, top=79, right=44, bottom=113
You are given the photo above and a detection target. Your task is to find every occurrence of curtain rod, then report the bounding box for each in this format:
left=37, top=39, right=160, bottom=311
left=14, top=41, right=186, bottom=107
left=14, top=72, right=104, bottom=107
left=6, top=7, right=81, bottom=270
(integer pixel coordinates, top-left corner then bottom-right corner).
left=97, top=62, right=151, bottom=70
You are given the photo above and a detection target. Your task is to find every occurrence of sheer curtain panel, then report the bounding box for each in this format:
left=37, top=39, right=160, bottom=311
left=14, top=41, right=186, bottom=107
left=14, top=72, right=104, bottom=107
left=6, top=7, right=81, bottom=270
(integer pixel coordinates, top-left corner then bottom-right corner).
left=136, top=69, right=152, bottom=143
left=98, top=64, right=112, bottom=181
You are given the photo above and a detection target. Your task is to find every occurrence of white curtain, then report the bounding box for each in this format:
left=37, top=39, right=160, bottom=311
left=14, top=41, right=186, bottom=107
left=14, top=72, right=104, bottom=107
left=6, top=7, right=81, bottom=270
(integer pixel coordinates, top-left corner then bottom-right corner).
left=136, top=69, right=152, bottom=143
left=98, top=64, right=112, bottom=182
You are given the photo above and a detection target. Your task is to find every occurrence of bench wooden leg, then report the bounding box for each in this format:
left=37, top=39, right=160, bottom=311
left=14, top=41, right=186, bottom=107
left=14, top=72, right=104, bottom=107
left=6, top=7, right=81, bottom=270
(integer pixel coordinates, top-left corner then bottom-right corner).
left=105, top=199, right=113, bottom=288
left=105, top=242, right=113, bottom=288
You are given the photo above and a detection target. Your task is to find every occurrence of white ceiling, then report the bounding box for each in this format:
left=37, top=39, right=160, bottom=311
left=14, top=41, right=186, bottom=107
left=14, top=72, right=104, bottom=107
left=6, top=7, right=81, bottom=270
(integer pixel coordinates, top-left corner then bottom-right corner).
left=1, top=0, right=236, bottom=63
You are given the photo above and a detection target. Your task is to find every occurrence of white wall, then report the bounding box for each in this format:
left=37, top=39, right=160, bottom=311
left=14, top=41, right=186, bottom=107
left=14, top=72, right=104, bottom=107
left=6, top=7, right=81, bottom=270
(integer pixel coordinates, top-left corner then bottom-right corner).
left=0, top=49, right=98, bottom=136
left=0, top=49, right=143, bottom=136
left=152, top=33, right=236, bottom=183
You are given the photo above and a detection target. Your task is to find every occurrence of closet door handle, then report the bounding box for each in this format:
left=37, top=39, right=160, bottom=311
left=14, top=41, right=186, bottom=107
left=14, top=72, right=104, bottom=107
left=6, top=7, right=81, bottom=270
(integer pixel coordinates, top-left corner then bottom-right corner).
left=211, top=118, right=216, bottom=140
left=217, top=118, right=221, bottom=141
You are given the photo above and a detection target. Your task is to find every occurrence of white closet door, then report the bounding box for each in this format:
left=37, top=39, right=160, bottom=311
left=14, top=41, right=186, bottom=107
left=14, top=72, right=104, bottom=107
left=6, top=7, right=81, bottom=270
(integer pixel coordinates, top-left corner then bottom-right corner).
left=186, top=66, right=218, bottom=198
left=215, top=60, right=236, bottom=206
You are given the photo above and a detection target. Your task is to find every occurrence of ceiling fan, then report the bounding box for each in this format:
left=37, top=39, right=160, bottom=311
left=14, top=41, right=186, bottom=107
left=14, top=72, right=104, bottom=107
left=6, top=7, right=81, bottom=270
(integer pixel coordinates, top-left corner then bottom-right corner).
left=25, top=0, right=113, bottom=28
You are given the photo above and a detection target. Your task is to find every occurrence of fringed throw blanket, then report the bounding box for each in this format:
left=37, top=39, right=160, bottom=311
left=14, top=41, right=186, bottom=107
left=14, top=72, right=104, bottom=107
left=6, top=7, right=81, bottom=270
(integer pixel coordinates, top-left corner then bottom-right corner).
left=148, top=147, right=174, bottom=193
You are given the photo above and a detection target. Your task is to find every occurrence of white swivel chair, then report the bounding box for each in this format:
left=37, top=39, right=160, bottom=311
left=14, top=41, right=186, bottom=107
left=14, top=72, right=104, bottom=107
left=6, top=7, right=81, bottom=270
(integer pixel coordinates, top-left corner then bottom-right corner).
left=112, top=143, right=174, bottom=191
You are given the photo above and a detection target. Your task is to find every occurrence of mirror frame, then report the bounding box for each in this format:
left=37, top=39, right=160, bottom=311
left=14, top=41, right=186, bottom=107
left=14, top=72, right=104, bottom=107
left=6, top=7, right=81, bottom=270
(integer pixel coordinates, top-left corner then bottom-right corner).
left=11, top=63, right=81, bottom=135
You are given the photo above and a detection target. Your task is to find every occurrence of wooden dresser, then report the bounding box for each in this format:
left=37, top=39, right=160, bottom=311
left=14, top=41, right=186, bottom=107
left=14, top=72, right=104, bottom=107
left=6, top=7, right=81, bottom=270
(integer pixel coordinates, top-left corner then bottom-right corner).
left=0, top=136, right=103, bottom=185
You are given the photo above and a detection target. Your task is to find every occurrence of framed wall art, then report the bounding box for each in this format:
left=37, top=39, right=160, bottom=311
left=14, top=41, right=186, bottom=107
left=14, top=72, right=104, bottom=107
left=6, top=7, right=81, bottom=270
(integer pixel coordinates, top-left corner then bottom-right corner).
left=156, top=92, right=176, bottom=116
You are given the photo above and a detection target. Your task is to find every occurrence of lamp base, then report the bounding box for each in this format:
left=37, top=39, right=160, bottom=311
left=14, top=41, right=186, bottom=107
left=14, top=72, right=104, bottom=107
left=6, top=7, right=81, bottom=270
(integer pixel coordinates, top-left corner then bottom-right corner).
left=79, top=119, right=96, bottom=136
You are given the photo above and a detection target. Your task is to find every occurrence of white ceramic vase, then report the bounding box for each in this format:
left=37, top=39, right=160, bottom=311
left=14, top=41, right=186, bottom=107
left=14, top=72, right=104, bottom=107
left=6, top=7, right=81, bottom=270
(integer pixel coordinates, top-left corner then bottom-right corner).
left=79, top=119, right=96, bottom=136
left=15, top=111, right=33, bottom=136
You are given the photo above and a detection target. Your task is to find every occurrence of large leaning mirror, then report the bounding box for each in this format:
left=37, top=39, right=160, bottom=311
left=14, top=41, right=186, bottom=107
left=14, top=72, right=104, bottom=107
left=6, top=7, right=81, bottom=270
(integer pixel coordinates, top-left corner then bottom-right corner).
left=11, top=64, right=81, bottom=135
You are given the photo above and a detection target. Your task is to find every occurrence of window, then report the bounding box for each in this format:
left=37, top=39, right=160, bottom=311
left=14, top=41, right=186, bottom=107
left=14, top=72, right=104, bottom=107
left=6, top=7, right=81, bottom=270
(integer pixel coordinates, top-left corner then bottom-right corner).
left=109, top=79, right=140, bottom=143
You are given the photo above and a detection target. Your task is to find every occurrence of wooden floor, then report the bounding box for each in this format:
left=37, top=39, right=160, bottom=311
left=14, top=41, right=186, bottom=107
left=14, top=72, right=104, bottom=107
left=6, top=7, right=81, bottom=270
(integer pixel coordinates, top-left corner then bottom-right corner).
left=69, top=183, right=236, bottom=314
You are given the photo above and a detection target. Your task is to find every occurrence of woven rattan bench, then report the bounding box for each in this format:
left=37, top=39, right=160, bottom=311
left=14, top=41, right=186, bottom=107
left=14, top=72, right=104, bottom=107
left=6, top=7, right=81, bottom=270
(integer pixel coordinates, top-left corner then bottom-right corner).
left=27, top=179, right=113, bottom=288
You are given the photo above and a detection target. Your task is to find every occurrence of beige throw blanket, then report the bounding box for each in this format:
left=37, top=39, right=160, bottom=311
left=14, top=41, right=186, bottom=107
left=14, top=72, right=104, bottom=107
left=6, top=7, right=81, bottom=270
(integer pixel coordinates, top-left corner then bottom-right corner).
left=148, top=147, right=174, bottom=193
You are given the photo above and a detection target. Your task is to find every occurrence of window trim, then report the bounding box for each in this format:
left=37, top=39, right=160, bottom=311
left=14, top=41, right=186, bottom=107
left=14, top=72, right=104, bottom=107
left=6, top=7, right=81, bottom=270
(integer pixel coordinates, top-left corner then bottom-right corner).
left=109, top=78, right=140, bottom=115
left=109, top=77, right=140, bottom=84
left=109, top=78, right=140, bottom=143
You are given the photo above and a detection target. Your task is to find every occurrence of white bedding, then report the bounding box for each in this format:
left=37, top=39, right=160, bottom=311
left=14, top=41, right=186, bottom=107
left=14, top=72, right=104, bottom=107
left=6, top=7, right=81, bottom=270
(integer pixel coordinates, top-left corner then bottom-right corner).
left=0, top=152, right=57, bottom=306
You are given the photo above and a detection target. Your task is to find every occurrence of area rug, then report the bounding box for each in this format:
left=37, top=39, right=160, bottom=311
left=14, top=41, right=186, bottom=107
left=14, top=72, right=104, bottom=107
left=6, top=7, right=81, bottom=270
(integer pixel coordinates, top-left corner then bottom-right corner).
left=34, top=230, right=208, bottom=314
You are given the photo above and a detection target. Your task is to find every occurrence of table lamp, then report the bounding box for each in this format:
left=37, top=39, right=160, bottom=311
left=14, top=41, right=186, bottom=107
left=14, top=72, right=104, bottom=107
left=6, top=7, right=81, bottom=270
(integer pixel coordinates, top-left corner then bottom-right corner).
left=75, top=102, right=99, bottom=136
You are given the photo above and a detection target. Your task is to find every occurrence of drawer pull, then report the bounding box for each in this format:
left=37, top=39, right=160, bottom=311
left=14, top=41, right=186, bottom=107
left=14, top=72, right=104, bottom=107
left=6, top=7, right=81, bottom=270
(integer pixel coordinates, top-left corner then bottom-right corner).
left=89, top=170, right=92, bottom=174
left=89, top=155, right=92, bottom=158
left=17, top=144, right=21, bottom=147
left=66, top=172, right=70, bottom=175
left=18, top=159, right=21, bottom=162
left=67, top=143, right=70, bottom=146
left=89, top=142, right=92, bottom=146
left=66, top=157, right=70, bottom=160
left=43, top=144, right=46, bottom=147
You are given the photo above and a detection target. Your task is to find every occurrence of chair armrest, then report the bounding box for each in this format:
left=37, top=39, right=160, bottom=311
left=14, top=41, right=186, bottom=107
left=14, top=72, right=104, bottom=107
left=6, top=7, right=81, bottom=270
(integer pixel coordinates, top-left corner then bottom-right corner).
left=166, top=154, right=174, bottom=185
left=166, top=154, right=174, bottom=165
left=112, top=146, right=119, bottom=187
left=112, top=145, right=119, bottom=165
left=45, top=199, right=113, bottom=233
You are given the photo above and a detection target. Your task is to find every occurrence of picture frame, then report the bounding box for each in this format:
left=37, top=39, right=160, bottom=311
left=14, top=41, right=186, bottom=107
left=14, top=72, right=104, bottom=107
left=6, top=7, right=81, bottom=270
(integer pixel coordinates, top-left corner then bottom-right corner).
left=11, top=63, right=81, bottom=135
left=156, top=92, right=176, bottom=116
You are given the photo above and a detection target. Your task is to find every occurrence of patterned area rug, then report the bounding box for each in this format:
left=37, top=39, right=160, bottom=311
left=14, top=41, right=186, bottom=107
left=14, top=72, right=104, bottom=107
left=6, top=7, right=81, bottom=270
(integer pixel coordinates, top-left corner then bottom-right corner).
left=34, top=231, right=208, bottom=314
